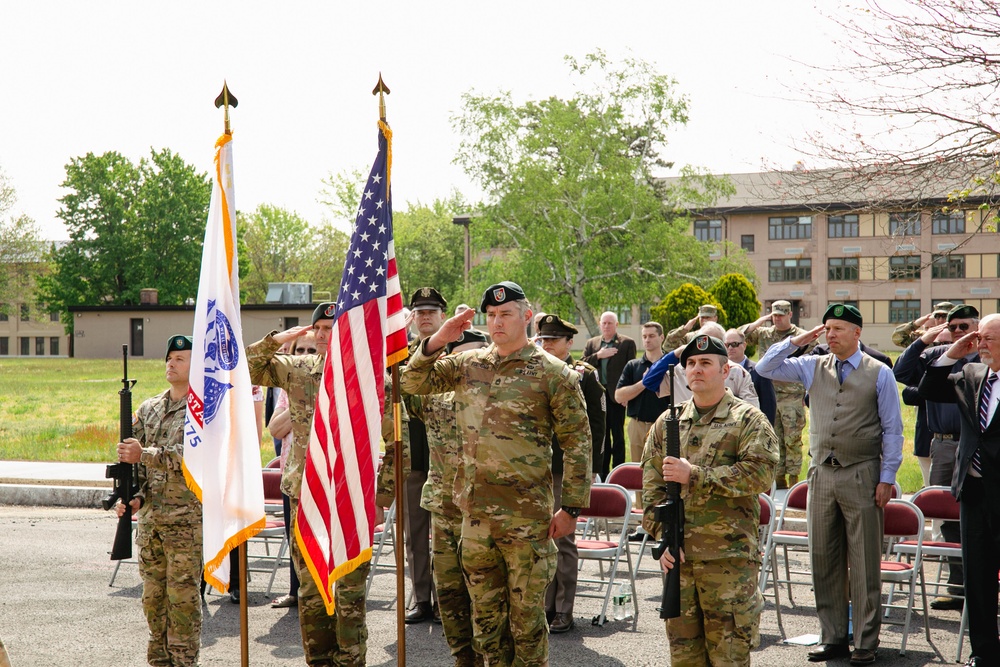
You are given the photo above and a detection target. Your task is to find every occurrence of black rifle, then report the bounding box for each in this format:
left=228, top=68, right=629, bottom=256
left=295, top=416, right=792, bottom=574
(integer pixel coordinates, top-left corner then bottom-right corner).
left=102, top=344, right=139, bottom=561
left=651, top=365, right=684, bottom=619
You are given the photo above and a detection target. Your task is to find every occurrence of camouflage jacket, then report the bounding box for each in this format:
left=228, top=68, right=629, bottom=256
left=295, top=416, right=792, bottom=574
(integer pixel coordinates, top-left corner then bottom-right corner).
left=738, top=323, right=813, bottom=396
left=553, top=357, right=605, bottom=476
left=665, top=326, right=697, bottom=351
left=891, top=321, right=922, bottom=349
left=419, top=390, right=462, bottom=516
left=246, top=332, right=324, bottom=499
left=134, top=389, right=201, bottom=527
left=641, top=391, right=777, bottom=561
left=400, top=340, right=593, bottom=521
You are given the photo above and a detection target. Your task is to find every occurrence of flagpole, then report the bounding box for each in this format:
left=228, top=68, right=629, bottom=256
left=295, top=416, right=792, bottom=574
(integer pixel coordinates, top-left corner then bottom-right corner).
left=374, top=72, right=407, bottom=666
left=214, top=80, right=249, bottom=667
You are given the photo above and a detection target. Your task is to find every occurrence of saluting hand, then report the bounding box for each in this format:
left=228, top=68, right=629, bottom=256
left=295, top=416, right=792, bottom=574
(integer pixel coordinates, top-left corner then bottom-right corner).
left=919, top=322, right=949, bottom=345
left=946, top=330, right=980, bottom=360
left=790, top=324, right=825, bottom=348
left=272, top=325, right=314, bottom=347
left=425, top=309, right=476, bottom=354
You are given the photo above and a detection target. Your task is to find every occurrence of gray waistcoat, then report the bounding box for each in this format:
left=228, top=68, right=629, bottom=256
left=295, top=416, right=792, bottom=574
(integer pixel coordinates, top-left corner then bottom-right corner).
left=808, top=353, right=883, bottom=467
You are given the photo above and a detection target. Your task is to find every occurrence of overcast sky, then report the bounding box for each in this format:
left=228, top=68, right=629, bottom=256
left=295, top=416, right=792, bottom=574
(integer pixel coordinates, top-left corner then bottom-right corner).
left=0, top=1, right=843, bottom=240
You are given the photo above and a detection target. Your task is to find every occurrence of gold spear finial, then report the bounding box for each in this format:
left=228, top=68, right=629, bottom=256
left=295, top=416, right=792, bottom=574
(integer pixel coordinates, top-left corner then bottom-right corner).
left=372, top=73, right=390, bottom=122
left=214, top=81, right=239, bottom=135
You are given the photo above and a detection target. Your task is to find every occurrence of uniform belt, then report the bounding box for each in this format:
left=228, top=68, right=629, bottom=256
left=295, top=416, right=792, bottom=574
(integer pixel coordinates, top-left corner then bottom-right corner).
left=933, top=433, right=958, bottom=440
left=823, top=455, right=842, bottom=467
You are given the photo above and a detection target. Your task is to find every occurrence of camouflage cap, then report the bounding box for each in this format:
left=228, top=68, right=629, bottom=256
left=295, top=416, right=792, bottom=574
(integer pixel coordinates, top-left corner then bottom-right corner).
left=479, top=281, right=526, bottom=312
left=771, top=300, right=792, bottom=315
left=947, top=304, right=979, bottom=322
left=698, top=304, right=718, bottom=318
left=311, top=301, right=337, bottom=325
left=679, top=334, right=728, bottom=366
left=164, top=334, right=193, bottom=360
left=536, top=314, right=579, bottom=338
left=409, top=286, right=447, bottom=311
left=932, top=301, right=956, bottom=317
left=823, top=303, right=863, bottom=327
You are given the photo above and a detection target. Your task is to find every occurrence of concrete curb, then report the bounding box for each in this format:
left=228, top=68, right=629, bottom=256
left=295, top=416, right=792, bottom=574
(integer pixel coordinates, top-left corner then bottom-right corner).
left=0, top=483, right=109, bottom=508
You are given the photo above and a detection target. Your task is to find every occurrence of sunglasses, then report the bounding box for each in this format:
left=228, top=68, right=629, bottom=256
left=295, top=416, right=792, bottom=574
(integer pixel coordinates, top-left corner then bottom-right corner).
left=294, top=346, right=318, bottom=354
left=725, top=341, right=744, bottom=348
left=947, top=323, right=971, bottom=333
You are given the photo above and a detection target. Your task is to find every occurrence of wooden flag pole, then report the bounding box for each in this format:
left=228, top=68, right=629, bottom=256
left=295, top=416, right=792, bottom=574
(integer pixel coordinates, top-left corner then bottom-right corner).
left=214, top=81, right=249, bottom=667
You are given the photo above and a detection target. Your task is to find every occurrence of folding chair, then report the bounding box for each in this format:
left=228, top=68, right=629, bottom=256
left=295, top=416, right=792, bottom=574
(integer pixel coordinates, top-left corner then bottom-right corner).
left=246, top=517, right=289, bottom=597
left=575, top=483, right=639, bottom=629
left=605, top=463, right=657, bottom=571
left=765, top=479, right=810, bottom=605
left=366, top=500, right=397, bottom=597
left=881, top=499, right=930, bottom=655
left=262, top=468, right=284, bottom=515
left=757, top=492, right=776, bottom=593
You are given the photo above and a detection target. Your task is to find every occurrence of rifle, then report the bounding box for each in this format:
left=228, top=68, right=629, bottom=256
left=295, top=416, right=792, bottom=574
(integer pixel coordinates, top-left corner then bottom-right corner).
left=651, top=365, right=684, bottom=619
left=101, top=344, right=139, bottom=561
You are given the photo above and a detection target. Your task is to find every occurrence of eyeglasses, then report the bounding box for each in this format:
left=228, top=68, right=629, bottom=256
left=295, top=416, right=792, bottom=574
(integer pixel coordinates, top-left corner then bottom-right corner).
left=294, top=347, right=318, bottom=354
left=725, top=341, right=744, bottom=348
left=948, top=323, right=971, bottom=333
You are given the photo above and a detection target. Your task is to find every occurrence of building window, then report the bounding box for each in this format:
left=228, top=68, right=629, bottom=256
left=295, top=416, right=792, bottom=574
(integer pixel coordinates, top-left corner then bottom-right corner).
left=694, top=219, right=722, bottom=242
left=889, top=211, right=921, bottom=236
left=828, top=213, right=859, bottom=238
left=828, top=300, right=859, bottom=309
left=889, top=255, right=921, bottom=280
left=741, top=234, right=754, bottom=252
left=932, top=254, right=965, bottom=279
left=932, top=211, right=965, bottom=235
left=0, top=309, right=7, bottom=322
left=50, top=337, right=59, bottom=356
left=828, top=257, right=860, bottom=281
left=35, top=337, right=44, bottom=355
left=769, top=258, right=812, bottom=282
left=0, top=337, right=7, bottom=355
left=890, top=300, right=922, bottom=323
left=49, top=311, right=59, bottom=323
left=768, top=216, right=812, bottom=240
left=19, top=337, right=29, bottom=355
left=19, top=304, right=29, bottom=321
left=612, top=307, right=632, bottom=325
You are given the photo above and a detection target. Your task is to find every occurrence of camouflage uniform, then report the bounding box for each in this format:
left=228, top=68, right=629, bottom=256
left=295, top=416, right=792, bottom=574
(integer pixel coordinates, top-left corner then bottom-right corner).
left=890, top=321, right=924, bottom=349
left=247, top=332, right=368, bottom=667
left=739, top=323, right=812, bottom=480
left=665, top=326, right=697, bottom=351
left=641, top=391, right=778, bottom=667
left=400, top=340, right=592, bottom=667
left=132, top=390, right=203, bottom=667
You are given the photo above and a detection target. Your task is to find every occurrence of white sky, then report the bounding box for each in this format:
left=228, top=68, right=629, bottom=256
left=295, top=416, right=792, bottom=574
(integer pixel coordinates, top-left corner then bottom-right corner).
left=0, top=1, right=843, bottom=240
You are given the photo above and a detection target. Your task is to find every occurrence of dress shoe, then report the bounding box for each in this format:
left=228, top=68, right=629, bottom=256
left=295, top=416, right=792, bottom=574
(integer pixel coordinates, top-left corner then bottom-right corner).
left=850, top=648, right=877, bottom=665
left=271, top=594, right=298, bottom=608
left=930, top=596, right=964, bottom=610
left=229, top=588, right=240, bottom=604
left=549, top=612, right=575, bottom=634
left=808, top=644, right=851, bottom=661
left=405, top=601, right=434, bottom=624
left=432, top=602, right=442, bottom=624
left=627, top=531, right=647, bottom=543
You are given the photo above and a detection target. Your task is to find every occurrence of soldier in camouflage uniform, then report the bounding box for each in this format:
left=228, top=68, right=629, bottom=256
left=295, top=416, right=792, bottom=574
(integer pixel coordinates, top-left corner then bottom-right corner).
left=400, top=281, right=592, bottom=667
left=738, top=300, right=813, bottom=489
left=246, top=303, right=369, bottom=667
left=890, top=301, right=953, bottom=349
left=665, top=305, right=719, bottom=350
left=116, top=335, right=202, bottom=667
left=537, top=314, right=606, bottom=634
left=641, top=335, right=778, bottom=667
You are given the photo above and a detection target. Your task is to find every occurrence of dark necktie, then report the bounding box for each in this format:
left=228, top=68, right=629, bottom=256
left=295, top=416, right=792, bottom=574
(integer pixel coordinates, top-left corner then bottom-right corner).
left=974, top=372, right=997, bottom=474
left=835, top=359, right=846, bottom=385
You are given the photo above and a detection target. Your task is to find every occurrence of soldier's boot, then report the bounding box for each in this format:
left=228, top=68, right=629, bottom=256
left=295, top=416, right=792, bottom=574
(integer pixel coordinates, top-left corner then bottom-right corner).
left=775, top=475, right=788, bottom=490
left=454, top=646, right=483, bottom=667
left=786, top=475, right=798, bottom=488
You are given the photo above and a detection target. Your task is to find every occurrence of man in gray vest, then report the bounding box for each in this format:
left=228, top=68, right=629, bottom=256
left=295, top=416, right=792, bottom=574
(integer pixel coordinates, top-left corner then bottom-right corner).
left=757, top=304, right=903, bottom=666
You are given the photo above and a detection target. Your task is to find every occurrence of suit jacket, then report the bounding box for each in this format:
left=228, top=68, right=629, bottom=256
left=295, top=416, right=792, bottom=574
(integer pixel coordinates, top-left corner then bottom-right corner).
left=582, top=333, right=636, bottom=394
left=742, top=357, right=777, bottom=425
left=919, top=362, right=1000, bottom=498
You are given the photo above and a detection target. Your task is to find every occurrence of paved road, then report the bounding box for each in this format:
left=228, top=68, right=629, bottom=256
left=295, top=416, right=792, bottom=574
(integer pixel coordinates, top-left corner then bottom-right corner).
left=0, top=505, right=970, bottom=666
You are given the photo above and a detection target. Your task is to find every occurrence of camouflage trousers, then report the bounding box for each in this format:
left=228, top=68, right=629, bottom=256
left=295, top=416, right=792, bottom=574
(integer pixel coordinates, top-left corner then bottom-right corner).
left=289, top=498, right=369, bottom=667
left=666, top=557, right=762, bottom=667
left=774, top=393, right=806, bottom=478
left=431, top=509, right=481, bottom=666
left=137, top=520, right=203, bottom=667
left=462, top=515, right=557, bottom=667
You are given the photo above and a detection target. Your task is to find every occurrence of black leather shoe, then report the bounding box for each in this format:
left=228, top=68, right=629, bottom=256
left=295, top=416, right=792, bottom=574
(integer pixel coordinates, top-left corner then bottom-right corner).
left=405, top=601, right=434, bottom=624
left=229, top=588, right=240, bottom=604
left=432, top=602, right=442, bottom=624
left=930, top=596, right=964, bottom=610
left=808, top=644, right=851, bottom=661
left=550, top=612, right=575, bottom=633
left=627, top=531, right=647, bottom=543
left=850, top=648, right=877, bottom=665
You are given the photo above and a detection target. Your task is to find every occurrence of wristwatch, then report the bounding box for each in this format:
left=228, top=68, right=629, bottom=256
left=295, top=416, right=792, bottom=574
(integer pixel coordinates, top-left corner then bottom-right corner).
left=561, top=506, right=581, bottom=518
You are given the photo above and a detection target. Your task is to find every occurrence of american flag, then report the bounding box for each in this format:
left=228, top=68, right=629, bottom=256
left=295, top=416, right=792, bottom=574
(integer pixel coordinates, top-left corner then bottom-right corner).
left=295, top=121, right=408, bottom=613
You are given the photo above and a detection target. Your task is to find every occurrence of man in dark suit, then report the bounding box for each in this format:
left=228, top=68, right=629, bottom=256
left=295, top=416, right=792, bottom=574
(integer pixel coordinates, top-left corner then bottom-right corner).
left=918, top=312, right=1000, bottom=666
left=724, top=328, right=777, bottom=424
left=583, top=311, right=636, bottom=478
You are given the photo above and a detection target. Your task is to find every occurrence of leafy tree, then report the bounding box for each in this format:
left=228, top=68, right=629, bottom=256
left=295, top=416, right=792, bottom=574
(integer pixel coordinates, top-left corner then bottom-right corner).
left=239, top=204, right=315, bottom=304
left=454, top=50, right=736, bottom=335
left=39, top=149, right=210, bottom=328
left=0, top=169, right=45, bottom=318
left=710, top=273, right=760, bottom=330
left=650, top=283, right=724, bottom=333
left=300, top=221, right=351, bottom=300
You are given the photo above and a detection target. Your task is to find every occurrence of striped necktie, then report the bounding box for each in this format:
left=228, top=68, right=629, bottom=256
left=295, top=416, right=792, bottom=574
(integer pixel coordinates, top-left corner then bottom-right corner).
left=975, top=372, right=997, bottom=474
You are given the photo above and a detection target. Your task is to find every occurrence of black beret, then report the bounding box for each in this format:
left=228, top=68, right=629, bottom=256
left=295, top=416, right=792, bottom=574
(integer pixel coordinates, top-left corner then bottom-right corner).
left=446, top=328, right=489, bottom=353
left=312, top=302, right=337, bottom=325
left=822, top=303, right=863, bottom=327
left=947, top=304, right=979, bottom=322
left=536, top=314, right=578, bottom=338
left=409, top=287, right=447, bottom=311
left=679, top=335, right=728, bottom=366
left=479, top=281, right=526, bottom=312
left=164, top=334, right=193, bottom=360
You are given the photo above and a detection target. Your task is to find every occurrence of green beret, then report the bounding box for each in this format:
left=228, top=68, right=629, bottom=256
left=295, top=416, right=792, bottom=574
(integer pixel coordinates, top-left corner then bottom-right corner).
left=947, top=304, right=979, bottom=322
left=679, top=335, right=728, bottom=366
left=822, top=303, right=863, bottom=327
left=479, top=281, right=526, bottom=312
left=164, top=334, right=193, bottom=360
left=536, top=314, right=578, bottom=339
left=312, top=302, right=337, bottom=325
left=409, top=287, right=447, bottom=311
left=445, top=328, right=489, bottom=353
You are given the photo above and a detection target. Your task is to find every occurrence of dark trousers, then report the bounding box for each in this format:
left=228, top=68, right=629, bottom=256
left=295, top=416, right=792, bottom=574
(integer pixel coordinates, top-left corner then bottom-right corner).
left=960, top=476, right=1000, bottom=661
left=601, top=398, right=626, bottom=479
left=930, top=437, right=963, bottom=589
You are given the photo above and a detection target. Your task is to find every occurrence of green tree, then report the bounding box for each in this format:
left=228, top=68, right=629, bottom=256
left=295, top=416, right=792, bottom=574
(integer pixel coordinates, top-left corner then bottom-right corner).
left=393, top=197, right=467, bottom=308
left=300, top=221, right=351, bottom=300
left=239, top=204, right=315, bottom=304
left=454, top=50, right=735, bottom=335
left=650, top=283, right=724, bottom=333
left=0, top=169, right=45, bottom=318
left=710, top=273, right=760, bottom=330
left=39, top=149, right=210, bottom=328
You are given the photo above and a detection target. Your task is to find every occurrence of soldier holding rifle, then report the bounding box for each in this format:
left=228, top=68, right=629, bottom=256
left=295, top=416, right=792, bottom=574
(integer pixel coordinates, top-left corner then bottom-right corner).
left=642, top=335, right=777, bottom=666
